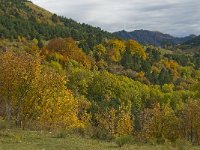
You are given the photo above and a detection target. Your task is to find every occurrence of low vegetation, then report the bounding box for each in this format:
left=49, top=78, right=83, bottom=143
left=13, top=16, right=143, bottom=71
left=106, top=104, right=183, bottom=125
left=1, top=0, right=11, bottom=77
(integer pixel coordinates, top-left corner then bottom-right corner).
left=0, top=127, right=200, bottom=150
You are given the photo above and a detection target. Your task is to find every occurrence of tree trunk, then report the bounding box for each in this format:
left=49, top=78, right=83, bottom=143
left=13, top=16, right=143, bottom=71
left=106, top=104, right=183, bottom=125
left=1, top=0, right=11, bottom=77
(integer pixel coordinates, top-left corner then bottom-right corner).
left=5, top=102, right=11, bottom=121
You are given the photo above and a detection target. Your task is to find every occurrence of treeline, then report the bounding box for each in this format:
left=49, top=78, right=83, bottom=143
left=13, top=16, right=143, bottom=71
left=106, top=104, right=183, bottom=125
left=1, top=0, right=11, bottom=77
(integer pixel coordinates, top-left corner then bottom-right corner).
left=0, top=38, right=200, bottom=145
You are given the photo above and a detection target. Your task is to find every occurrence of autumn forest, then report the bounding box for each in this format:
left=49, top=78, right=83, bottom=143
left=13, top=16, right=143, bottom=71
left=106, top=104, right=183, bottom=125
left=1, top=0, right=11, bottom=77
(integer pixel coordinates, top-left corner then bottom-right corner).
left=0, top=0, right=200, bottom=149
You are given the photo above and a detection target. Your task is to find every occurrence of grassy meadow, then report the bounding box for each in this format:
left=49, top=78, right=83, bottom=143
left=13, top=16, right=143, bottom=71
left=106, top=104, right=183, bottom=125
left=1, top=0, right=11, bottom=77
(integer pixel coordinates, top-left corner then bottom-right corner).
left=0, top=129, right=199, bottom=150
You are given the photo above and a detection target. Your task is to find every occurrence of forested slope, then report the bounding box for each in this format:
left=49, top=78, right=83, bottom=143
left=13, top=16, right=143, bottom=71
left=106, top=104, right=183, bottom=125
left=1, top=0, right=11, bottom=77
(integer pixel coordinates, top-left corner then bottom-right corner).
left=0, top=0, right=200, bottom=147
left=0, top=0, right=115, bottom=52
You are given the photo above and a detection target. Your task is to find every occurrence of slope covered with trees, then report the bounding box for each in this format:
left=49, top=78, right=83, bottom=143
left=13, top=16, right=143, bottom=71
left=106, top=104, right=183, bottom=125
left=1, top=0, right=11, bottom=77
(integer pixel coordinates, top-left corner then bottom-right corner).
left=1, top=37, right=200, bottom=145
left=0, top=0, right=200, bottom=148
left=0, top=0, right=115, bottom=53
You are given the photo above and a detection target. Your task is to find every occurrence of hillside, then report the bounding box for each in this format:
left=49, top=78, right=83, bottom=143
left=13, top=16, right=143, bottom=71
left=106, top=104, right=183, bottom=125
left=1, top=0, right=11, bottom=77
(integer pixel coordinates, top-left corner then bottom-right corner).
left=114, top=30, right=196, bottom=47
left=1, top=0, right=200, bottom=148
left=0, top=0, right=115, bottom=52
left=0, top=0, right=56, bottom=24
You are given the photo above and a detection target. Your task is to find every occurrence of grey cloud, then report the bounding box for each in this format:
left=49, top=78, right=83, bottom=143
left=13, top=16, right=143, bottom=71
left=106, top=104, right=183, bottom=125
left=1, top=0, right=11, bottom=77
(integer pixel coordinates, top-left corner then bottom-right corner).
left=139, top=4, right=176, bottom=12
left=32, top=0, right=200, bottom=37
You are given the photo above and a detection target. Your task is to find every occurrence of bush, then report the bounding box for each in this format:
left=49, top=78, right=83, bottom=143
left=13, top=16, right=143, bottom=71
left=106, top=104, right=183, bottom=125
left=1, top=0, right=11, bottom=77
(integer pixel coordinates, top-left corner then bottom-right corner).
left=148, top=138, right=158, bottom=145
left=91, top=127, right=113, bottom=140
left=176, top=139, right=192, bottom=150
left=54, top=129, right=69, bottom=138
left=14, top=134, right=23, bottom=143
left=115, top=135, right=134, bottom=147
left=73, top=126, right=93, bottom=138
left=0, top=117, right=8, bottom=130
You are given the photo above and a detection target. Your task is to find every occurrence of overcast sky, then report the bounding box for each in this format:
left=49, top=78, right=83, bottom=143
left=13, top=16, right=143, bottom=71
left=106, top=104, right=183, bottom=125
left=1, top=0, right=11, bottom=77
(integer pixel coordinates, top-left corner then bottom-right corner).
left=32, top=0, right=200, bottom=37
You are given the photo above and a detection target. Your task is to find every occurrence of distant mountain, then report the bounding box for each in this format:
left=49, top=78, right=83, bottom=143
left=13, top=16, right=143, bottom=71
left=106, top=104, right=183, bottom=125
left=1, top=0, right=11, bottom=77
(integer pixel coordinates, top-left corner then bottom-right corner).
left=182, top=35, right=200, bottom=47
left=0, top=0, right=115, bottom=52
left=114, top=30, right=196, bottom=47
left=177, top=35, right=200, bottom=53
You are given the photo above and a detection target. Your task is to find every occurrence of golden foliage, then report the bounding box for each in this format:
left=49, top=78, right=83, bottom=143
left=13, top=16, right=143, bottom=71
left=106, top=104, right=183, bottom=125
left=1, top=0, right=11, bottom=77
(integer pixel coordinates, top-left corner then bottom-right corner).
left=96, top=105, right=133, bottom=137
left=0, top=50, right=80, bottom=129
left=141, top=104, right=181, bottom=142
left=106, top=39, right=126, bottom=62
left=126, top=40, right=147, bottom=60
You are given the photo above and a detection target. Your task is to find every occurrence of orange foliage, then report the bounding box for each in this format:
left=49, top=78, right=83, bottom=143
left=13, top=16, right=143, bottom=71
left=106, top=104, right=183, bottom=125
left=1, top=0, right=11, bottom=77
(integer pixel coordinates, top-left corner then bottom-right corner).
left=47, top=38, right=91, bottom=68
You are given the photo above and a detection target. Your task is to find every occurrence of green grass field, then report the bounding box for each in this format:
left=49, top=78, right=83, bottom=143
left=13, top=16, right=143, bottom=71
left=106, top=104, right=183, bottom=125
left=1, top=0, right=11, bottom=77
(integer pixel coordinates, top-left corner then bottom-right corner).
left=0, top=129, right=200, bottom=150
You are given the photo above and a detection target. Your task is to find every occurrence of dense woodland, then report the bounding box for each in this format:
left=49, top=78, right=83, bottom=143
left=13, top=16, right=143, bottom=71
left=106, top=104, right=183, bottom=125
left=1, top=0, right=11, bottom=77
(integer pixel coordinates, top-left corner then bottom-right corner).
left=1, top=0, right=200, bottom=147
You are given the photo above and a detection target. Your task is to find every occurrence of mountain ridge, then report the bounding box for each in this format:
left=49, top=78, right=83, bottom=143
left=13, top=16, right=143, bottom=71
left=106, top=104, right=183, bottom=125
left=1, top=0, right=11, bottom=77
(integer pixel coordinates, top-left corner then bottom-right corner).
left=114, top=29, right=196, bottom=47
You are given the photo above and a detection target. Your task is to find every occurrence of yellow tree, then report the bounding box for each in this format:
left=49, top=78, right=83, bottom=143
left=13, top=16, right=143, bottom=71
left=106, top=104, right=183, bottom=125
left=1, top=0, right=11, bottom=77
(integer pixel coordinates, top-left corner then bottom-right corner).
left=0, top=50, right=41, bottom=123
left=180, top=99, right=200, bottom=144
left=126, top=40, right=147, bottom=60
left=115, top=106, right=133, bottom=137
left=162, top=59, right=180, bottom=81
left=93, top=44, right=106, bottom=61
left=26, top=64, right=79, bottom=129
left=106, top=39, right=126, bottom=62
left=76, top=96, right=92, bottom=129
left=96, top=108, right=117, bottom=137
left=141, top=104, right=181, bottom=142
left=0, top=50, right=80, bottom=129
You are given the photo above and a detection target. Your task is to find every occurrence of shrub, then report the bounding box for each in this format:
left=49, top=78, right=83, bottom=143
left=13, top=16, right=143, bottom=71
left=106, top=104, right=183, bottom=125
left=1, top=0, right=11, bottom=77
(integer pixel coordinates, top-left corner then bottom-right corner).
left=54, top=129, right=69, bottom=138
left=73, top=126, right=93, bottom=138
left=115, top=135, right=134, bottom=147
left=148, top=138, right=158, bottom=145
left=14, top=134, right=23, bottom=143
left=91, top=127, right=113, bottom=140
left=0, top=117, right=8, bottom=130
left=176, top=139, right=192, bottom=150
